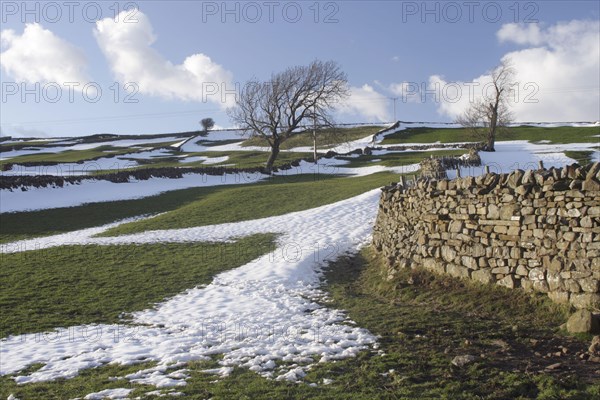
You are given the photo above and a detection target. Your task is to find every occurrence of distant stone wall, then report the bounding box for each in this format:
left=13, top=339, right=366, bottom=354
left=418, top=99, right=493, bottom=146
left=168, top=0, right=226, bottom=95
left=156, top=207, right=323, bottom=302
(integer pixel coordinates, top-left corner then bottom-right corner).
left=420, top=149, right=482, bottom=179
left=373, top=163, right=600, bottom=310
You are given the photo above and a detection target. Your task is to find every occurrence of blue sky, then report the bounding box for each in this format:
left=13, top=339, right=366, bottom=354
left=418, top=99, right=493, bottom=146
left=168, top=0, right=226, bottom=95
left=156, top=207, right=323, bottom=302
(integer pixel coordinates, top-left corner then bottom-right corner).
left=1, top=1, right=599, bottom=137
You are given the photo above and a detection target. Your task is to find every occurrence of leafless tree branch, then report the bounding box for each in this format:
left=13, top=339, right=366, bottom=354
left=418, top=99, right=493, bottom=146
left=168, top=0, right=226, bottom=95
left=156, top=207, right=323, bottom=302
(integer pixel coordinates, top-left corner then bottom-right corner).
left=228, top=60, right=349, bottom=170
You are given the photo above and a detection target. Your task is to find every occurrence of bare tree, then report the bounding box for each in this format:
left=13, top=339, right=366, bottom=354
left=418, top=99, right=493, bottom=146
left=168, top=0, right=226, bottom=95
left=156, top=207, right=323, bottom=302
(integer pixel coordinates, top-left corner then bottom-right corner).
left=229, top=60, right=349, bottom=171
left=456, top=60, right=515, bottom=151
left=200, top=117, right=215, bottom=135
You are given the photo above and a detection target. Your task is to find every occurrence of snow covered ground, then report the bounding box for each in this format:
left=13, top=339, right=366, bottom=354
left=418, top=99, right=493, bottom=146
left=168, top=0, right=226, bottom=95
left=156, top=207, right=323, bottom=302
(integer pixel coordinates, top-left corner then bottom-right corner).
left=0, top=157, right=141, bottom=177
left=1, top=190, right=381, bottom=386
left=0, top=149, right=227, bottom=177
left=2, top=137, right=597, bottom=213
left=0, top=155, right=420, bottom=213
left=0, top=172, right=266, bottom=213
left=0, top=136, right=182, bottom=161
left=180, top=155, right=230, bottom=164
left=446, top=140, right=599, bottom=179
left=1, top=124, right=598, bottom=396
left=179, top=130, right=245, bottom=153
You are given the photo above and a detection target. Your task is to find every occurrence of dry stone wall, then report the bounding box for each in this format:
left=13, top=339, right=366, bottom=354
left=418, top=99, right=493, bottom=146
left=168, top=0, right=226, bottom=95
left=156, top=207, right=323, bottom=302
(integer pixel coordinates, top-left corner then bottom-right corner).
left=373, top=162, right=600, bottom=310
left=420, top=149, right=482, bottom=179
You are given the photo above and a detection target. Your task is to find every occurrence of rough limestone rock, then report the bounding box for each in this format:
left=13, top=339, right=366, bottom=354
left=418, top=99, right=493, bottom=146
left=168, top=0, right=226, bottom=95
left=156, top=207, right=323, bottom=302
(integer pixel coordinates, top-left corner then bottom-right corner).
left=589, top=336, right=600, bottom=354
left=566, top=310, right=600, bottom=334
left=451, top=355, right=477, bottom=368
left=472, top=269, right=494, bottom=285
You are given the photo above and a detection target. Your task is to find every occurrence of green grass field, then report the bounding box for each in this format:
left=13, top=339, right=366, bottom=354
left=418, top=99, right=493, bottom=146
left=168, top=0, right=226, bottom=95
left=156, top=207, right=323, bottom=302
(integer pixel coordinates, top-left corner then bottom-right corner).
left=0, top=234, right=275, bottom=337
left=88, top=150, right=315, bottom=174
left=0, top=174, right=342, bottom=244
left=99, top=172, right=396, bottom=237
left=241, top=125, right=383, bottom=149
left=336, top=149, right=467, bottom=168
left=380, top=126, right=600, bottom=145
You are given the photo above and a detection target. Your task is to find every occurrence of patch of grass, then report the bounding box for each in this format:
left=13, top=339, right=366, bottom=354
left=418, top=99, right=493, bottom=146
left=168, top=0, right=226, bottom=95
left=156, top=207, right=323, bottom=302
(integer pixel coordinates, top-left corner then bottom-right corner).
left=307, top=247, right=598, bottom=398
left=201, top=150, right=315, bottom=168
left=565, top=150, right=600, bottom=166
left=337, top=149, right=466, bottom=169
left=0, top=234, right=275, bottom=336
left=241, top=125, right=383, bottom=150
left=381, top=126, right=600, bottom=145
left=0, top=174, right=339, bottom=244
left=100, top=172, right=397, bottom=236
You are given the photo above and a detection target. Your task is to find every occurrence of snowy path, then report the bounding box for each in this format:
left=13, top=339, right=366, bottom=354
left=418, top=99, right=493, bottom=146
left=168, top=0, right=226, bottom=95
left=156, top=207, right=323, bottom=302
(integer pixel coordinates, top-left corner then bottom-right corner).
left=0, top=189, right=381, bottom=386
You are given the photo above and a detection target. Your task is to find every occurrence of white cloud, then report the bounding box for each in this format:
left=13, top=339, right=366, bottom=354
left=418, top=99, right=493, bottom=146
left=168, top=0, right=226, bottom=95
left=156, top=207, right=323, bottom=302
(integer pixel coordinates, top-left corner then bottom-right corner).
left=428, top=72, right=495, bottom=119
left=432, top=19, right=600, bottom=122
left=336, top=84, right=390, bottom=122
left=94, top=11, right=235, bottom=108
left=388, top=81, right=420, bottom=103
left=0, top=23, right=89, bottom=87
left=497, top=23, right=543, bottom=46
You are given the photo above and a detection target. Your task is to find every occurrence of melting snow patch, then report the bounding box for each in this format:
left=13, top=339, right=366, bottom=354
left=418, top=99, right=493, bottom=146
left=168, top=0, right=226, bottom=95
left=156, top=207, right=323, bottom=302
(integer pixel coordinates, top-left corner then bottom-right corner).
left=144, top=389, right=184, bottom=397
left=125, top=366, right=188, bottom=388
left=83, top=388, right=133, bottom=399
left=275, top=367, right=306, bottom=382
left=200, top=367, right=234, bottom=377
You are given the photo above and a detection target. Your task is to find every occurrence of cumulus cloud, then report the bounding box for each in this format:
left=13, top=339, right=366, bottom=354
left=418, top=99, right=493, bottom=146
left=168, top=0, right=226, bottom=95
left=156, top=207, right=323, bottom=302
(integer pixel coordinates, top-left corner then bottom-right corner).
left=94, top=11, right=235, bottom=108
left=432, top=19, right=600, bottom=122
left=0, top=23, right=89, bottom=87
left=336, top=84, right=390, bottom=122
left=389, top=81, right=420, bottom=103
left=497, top=23, right=543, bottom=46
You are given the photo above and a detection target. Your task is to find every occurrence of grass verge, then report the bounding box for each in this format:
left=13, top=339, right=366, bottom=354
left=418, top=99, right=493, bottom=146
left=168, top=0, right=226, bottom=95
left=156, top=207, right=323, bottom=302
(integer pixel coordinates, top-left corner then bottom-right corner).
left=565, top=150, right=600, bottom=166
left=310, top=247, right=600, bottom=398
left=0, top=233, right=275, bottom=337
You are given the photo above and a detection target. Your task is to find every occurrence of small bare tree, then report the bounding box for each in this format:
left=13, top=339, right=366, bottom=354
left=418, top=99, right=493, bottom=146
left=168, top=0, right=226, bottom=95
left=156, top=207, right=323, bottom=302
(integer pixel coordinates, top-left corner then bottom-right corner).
left=200, top=117, right=215, bottom=135
left=456, top=60, right=515, bottom=151
left=229, top=60, right=349, bottom=171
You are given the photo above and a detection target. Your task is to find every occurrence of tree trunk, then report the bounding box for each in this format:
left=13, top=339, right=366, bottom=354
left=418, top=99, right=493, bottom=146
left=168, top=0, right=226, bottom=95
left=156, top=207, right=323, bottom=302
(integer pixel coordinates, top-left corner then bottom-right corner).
left=487, top=103, right=498, bottom=152
left=313, top=131, right=318, bottom=164
left=487, top=126, right=496, bottom=151
left=266, top=144, right=280, bottom=172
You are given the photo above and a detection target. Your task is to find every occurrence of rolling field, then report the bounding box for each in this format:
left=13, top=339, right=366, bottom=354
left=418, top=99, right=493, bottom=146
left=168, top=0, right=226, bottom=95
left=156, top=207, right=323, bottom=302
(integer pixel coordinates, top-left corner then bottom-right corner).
left=1, top=124, right=599, bottom=399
